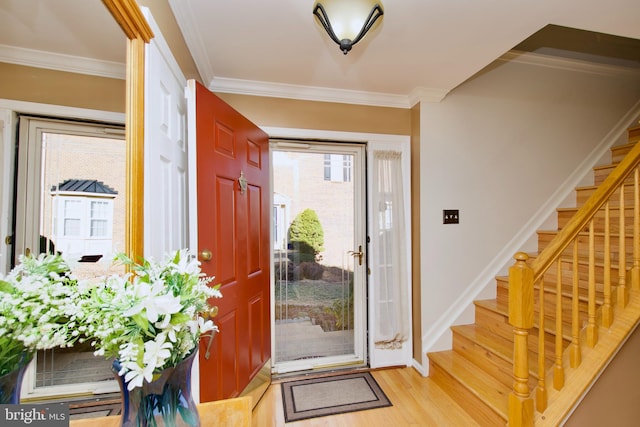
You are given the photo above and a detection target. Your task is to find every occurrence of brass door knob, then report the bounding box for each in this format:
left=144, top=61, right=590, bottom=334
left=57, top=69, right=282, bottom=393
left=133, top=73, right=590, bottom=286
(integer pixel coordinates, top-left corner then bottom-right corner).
left=200, top=249, right=212, bottom=261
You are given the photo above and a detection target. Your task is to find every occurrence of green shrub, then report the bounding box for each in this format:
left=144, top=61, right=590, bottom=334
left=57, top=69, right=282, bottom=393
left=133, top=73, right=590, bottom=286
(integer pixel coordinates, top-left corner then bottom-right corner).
left=288, top=209, right=324, bottom=259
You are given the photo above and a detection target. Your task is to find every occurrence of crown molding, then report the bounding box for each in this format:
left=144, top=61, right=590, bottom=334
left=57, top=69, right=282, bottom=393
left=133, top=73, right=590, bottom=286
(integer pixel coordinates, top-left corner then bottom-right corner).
left=168, top=0, right=215, bottom=85
left=408, top=87, right=450, bottom=106
left=208, top=77, right=414, bottom=108
left=178, top=48, right=640, bottom=108
left=0, top=44, right=125, bottom=80
left=501, top=50, right=640, bottom=78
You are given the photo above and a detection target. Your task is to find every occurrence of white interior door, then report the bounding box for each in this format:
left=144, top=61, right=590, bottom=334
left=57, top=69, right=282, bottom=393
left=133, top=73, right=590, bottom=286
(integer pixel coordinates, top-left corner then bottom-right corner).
left=143, top=8, right=189, bottom=260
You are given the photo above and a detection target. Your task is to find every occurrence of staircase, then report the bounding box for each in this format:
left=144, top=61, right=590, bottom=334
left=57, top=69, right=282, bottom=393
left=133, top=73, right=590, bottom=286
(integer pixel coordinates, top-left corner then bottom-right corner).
left=427, top=124, right=640, bottom=426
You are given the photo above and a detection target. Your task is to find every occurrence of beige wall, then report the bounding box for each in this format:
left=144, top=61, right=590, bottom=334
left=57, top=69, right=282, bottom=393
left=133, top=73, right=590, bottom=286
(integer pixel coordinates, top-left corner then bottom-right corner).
left=0, top=62, right=125, bottom=113
left=216, top=93, right=411, bottom=135
left=565, top=325, right=640, bottom=426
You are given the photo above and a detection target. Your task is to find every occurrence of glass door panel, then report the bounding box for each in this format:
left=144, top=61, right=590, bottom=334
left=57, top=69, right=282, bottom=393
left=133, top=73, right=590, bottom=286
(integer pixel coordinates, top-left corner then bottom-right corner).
left=15, top=117, right=125, bottom=398
left=271, top=143, right=366, bottom=374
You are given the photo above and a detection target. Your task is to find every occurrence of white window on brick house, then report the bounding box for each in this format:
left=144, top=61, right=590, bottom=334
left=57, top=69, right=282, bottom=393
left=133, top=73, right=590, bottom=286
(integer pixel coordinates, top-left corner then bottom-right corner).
left=324, top=153, right=352, bottom=182
left=51, top=179, right=117, bottom=258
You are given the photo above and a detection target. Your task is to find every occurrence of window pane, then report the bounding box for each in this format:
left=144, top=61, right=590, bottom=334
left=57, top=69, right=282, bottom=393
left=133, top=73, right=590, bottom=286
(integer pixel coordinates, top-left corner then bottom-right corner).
left=64, top=218, right=81, bottom=236
left=64, top=199, right=82, bottom=217
left=90, top=219, right=107, bottom=237
left=91, top=200, right=109, bottom=219
left=343, top=155, right=352, bottom=182
left=323, top=154, right=331, bottom=181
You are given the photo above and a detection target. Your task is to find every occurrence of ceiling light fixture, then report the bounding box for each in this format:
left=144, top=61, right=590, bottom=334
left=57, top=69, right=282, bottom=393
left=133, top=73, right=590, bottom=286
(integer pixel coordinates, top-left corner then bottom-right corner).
left=313, top=0, right=384, bottom=55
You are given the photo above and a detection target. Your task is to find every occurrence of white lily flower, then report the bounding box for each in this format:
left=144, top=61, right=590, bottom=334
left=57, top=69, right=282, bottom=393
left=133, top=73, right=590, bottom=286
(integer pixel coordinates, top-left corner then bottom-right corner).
left=143, top=334, right=173, bottom=372
left=198, top=317, right=218, bottom=335
left=123, top=281, right=182, bottom=323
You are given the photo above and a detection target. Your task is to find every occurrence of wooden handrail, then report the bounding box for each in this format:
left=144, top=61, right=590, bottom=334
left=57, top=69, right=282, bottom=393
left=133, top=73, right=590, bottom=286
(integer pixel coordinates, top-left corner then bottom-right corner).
left=530, top=141, right=640, bottom=282
left=509, top=129, right=640, bottom=426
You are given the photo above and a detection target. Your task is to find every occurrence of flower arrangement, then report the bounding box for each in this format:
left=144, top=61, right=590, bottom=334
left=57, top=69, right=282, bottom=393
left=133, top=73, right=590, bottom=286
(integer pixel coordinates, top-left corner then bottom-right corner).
left=79, top=249, right=221, bottom=390
left=0, top=253, right=83, bottom=377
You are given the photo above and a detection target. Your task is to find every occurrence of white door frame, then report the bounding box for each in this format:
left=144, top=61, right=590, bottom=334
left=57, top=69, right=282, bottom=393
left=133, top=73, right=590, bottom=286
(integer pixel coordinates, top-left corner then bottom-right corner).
left=263, top=127, right=413, bottom=369
left=0, top=101, right=123, bottom=276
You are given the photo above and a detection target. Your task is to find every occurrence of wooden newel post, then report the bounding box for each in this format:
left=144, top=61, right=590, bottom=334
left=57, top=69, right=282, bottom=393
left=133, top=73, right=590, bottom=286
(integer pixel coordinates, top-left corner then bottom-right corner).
left=508, top=252, right=535, bottom=427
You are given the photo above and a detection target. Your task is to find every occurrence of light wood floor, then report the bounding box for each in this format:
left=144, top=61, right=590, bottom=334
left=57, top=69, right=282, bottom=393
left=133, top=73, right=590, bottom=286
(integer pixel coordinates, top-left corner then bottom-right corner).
left=251, top=367, right=481, bottom=427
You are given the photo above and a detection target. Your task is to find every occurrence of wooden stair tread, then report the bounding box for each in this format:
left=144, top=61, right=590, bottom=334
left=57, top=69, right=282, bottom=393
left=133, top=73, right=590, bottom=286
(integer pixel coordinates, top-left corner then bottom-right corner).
left=428, top=350, right=509, bottom=420
left=452, top=324, right=550, bottom=379
left=574, top=184, right=599, bottom=191
left=611, top=140, right=638, bottom=152
left=475, top=298, right=574, bottom=342
left=592, top=164, right=618, bottom=172
left=453, top=324, right=513, bottom=360
left=574, top=184, right=634, bottom=193
left=475, top=298, right=503, bottom=312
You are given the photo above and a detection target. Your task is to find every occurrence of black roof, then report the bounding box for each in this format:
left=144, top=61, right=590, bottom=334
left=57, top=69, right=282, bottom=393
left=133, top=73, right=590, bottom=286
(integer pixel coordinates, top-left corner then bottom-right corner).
left=51, top=179, right=118, bottom=195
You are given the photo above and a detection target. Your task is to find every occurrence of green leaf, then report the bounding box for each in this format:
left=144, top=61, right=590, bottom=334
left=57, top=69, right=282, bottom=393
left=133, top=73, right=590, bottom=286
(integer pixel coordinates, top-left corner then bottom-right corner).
left=132, top=312, right=149, bottom=332
left=0, top=279, right=14, bottom=293
left=135, top=339, right=145, bottom=367
left=171, top=313, right=191, bottom=325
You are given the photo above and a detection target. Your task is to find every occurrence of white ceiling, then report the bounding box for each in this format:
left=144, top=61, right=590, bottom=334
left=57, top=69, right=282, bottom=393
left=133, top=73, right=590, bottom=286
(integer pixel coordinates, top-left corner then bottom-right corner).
left=1, top=0, right=639, bottom=107
left=0, top=0, right=125, bottom=76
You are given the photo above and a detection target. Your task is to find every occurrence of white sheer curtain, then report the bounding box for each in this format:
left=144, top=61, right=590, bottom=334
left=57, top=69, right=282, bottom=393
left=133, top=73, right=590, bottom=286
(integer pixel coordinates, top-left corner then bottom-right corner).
left=372, top=150, right=409, bottom=349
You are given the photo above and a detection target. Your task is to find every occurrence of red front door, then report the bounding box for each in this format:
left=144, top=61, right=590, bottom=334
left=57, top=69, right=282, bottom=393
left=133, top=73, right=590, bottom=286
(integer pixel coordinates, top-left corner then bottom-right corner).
left=192, top=81, right=271, bottom=401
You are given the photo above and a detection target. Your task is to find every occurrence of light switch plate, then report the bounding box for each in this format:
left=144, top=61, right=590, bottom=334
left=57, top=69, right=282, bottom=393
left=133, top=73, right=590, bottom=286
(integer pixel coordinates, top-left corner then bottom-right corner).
left=443, top=209, right=459, bottom=224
